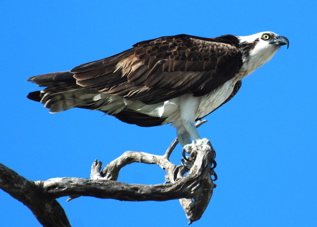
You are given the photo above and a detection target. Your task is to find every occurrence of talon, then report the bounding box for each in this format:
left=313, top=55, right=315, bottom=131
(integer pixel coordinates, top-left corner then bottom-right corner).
left=211, top=171, right=218, bottom=181
left=181, top=157, right=193, bottom=171
left=211, top=160, right=217, bottom=169
left=183, top=143, right=193, bottom=153
left=182, top=148, right=191, bottom=161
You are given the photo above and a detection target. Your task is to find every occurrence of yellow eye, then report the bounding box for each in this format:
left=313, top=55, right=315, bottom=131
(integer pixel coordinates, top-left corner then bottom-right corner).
left=262, top=33, right=271, bottom=40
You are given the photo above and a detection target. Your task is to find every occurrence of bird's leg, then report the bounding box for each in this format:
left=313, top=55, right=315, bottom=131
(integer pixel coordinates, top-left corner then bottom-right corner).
left=180, top=124, right=201, bottom=170
left=182, top=120, right=201, bottom=142
left=178, top=95, right=202, bottom=163
left=176, top=126, right=194, bottom=163
left=179, top=94, right=201, bottom=143
left=176, top=126, right=192, bottom=146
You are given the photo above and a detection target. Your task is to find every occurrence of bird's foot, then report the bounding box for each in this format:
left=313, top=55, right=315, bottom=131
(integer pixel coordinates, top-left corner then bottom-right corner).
left=181, top=139, right=204, bottom=170
left=181, top=138, right=218, bottom=181
left=182, top=138, right=208, bottom=158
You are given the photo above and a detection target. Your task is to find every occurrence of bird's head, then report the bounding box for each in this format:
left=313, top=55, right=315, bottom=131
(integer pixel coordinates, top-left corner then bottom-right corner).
left=238, top=31, right=289, bottom=75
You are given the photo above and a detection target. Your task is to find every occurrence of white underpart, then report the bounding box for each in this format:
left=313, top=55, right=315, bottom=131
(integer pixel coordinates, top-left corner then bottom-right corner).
left=97, top=79, right=235, bottom=122
left=97, top=77, right=237, bottom=145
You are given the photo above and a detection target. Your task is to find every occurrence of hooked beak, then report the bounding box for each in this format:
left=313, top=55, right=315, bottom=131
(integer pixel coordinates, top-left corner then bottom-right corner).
left=270, top=36, right=290, bottom=49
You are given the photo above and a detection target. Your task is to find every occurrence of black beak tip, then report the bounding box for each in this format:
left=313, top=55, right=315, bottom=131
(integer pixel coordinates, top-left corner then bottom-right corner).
left=279, top=36, right=290, bottom=49
left=271, top=36, right=289, bottom=49
left=284, top=38, right=290, bottom=49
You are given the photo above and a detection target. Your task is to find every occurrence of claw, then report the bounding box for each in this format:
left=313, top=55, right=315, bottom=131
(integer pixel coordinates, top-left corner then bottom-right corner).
left=182, top=148, right=191, bottom=162
left=181, top=158, right=192, bottom=170
left=211, top=171, right=218, bottom=181
left=209, top=145, right=217, bottom=181
left=210, top=160, right=217, bottom=170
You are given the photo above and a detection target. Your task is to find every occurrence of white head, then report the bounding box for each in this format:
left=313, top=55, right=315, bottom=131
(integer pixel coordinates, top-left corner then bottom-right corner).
left=238, top=31, right=289, bottom=76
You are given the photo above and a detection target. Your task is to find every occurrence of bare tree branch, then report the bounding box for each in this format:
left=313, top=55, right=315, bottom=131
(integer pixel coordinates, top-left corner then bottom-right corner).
left=0, top=164, right=71, bottom=227
left=0, top=138, right=216, bottom=226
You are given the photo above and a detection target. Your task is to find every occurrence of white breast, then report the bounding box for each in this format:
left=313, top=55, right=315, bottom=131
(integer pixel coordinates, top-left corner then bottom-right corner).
left=98, top=77, right=237, bottom=126
left=196, top=78, right=236, bottom=119
left=162, top=77, right=237, bottom=125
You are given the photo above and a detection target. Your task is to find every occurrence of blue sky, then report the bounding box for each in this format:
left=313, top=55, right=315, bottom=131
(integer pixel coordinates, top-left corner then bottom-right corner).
left=1, top=1, right=317, bottom=226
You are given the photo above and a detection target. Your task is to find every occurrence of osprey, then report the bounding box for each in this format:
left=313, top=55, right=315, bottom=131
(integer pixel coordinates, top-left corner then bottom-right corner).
left=27, top=31, right=289, bottom=146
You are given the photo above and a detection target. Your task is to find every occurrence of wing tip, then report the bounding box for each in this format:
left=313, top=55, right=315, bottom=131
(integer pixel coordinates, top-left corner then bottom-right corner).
left=27, top=91, right=41, bottom=102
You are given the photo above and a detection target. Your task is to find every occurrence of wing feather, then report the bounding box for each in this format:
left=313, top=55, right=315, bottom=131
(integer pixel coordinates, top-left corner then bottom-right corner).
left=68, top=34, right=242, bottom=104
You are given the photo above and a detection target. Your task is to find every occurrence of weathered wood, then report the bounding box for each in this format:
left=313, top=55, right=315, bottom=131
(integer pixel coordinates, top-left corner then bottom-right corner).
left=39, top=176, right=196, bottom=201
left=90, top=138, right=216, bottom=224
left=0, top=137, right=216, bottom=226
left=0, top=164, right=71, bottom=227
left=179, top=139, right=216, bottom=224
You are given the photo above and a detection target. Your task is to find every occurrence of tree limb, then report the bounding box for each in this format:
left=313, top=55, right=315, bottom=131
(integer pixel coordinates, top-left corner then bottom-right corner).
left=1, top=137, right=216, bottom=226
left=0, top=163, right=71, bottom=227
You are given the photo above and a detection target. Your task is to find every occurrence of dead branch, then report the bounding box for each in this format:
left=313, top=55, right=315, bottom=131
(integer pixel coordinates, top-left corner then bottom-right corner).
left=0, top=163, right=71, bottom=227
left=1, top=136, right=216, bottom=226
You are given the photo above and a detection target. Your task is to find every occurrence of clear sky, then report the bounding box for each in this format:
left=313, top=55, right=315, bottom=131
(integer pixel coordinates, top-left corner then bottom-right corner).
left=1, top=1, right=317, bottom=226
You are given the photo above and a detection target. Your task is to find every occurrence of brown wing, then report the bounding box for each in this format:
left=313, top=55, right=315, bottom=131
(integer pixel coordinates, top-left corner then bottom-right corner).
left=72, top=34, right=243, bottom=104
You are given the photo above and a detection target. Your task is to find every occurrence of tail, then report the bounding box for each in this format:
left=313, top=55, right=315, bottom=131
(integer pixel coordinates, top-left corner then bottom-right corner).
left=27, top=71, right=165, bottom=127
left=27, top=71, right=102, bottom=113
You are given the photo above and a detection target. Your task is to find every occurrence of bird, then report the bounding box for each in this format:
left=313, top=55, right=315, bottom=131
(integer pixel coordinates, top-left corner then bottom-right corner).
left=27, top=31, right=289, bottom=146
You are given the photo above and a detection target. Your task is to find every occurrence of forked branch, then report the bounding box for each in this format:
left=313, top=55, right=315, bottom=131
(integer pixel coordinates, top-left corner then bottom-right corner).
left=0, top=130, right=216, bottom=226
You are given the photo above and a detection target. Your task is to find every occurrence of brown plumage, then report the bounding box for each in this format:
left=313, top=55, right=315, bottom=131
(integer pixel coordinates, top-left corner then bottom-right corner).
left=68, top=34, right=243, bottom=104
left=27, top=32, right=289, bottom=145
